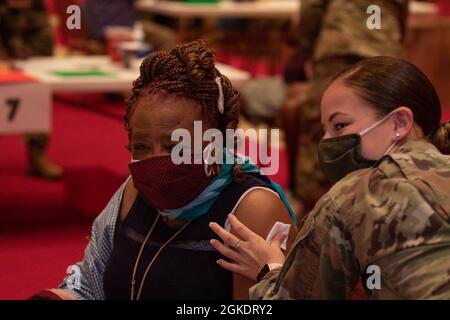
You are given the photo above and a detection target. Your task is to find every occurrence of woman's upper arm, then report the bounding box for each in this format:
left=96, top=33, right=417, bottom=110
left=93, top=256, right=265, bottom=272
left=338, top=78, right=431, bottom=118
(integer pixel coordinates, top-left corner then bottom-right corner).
left=233, top=189, right=298, bottom=246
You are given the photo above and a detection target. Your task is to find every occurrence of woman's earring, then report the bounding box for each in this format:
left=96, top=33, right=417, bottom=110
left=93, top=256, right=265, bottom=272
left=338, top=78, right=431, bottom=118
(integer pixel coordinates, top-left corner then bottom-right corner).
left=395, top=132, right=401, bottom=140
left=203, top=143, right=215, bottom=177
left=204, top=164, right=215, bottom=177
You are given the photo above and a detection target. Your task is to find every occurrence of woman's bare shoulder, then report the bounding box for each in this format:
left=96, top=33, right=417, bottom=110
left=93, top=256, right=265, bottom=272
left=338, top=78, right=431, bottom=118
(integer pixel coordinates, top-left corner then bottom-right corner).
left=234, top=188, right=297, bottom=239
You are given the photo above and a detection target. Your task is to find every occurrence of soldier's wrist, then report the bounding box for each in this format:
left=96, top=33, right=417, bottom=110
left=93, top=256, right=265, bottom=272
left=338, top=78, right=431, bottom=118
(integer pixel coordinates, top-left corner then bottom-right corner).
left=256, top=263, right=283, bottom=283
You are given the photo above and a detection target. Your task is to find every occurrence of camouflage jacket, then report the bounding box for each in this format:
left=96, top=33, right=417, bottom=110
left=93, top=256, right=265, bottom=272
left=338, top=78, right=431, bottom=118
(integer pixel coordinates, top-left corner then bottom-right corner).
left=298, top=0, right=408, bottom=62
left=0, top=3, right=53, bottom=59
left=250, top=139, right=450, bottom=299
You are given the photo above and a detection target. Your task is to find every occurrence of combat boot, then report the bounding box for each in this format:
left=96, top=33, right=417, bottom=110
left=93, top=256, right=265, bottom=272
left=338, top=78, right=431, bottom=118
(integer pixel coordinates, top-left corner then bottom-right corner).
left=25, top=134, right=63, bottom=180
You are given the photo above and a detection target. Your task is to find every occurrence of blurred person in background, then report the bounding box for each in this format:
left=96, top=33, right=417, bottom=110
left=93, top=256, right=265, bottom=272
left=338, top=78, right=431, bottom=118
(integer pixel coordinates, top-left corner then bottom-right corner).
left=240, top=43, right=311, bottom=127
left=83, top=0, right=177, bottom=52
left=239, top=37, right=312, bottom=195
left=289, top=0, right=410, bottom=214
left=0, top=0, right=62, bottom=180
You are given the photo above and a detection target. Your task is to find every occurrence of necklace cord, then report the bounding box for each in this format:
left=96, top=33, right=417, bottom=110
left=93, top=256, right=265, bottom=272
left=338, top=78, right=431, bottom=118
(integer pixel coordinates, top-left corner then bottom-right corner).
left=130, top=214, right=191, bottom=300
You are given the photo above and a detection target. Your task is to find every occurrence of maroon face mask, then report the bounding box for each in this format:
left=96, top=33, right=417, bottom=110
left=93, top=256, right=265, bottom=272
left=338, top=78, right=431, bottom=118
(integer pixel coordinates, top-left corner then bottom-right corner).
left=129, top=155, right=210, bottom=210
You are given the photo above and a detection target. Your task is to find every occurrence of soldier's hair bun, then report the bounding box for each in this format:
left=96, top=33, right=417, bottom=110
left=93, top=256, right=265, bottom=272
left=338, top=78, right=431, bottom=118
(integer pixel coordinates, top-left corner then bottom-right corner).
left=429, top=120, right=450, bottom=154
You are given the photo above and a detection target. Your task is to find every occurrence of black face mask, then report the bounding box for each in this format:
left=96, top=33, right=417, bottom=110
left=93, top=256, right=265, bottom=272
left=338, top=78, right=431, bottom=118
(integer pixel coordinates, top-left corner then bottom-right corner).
left=318, top=134, right=378, bottom=184
left=318, top=111, right=400, bottom=184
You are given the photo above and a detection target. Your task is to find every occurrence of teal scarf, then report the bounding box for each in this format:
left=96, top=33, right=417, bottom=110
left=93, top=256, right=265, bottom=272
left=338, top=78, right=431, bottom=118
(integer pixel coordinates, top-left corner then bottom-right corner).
left=159, top=149, right=297, bottom=225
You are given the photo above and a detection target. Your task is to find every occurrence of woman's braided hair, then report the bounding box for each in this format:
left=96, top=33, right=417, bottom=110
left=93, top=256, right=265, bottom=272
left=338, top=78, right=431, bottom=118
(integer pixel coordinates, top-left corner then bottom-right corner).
left=125, top=40, right=245, bottom=180
left=124, top=39, right=240, bottom=135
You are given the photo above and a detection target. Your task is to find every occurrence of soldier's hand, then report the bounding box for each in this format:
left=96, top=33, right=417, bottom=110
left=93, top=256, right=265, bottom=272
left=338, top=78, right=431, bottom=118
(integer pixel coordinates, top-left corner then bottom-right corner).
left=209, top=214, right=286, bottom=282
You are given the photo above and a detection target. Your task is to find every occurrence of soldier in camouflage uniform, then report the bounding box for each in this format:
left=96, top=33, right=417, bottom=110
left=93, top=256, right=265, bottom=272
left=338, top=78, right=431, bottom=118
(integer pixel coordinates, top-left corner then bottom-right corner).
left=0, top=0, right=62, bottom=179
left=249, top=138, right=450, bottom=299
left=294, top=0, right=409, bottom=212
left=209, top=57, right=450, bottom=299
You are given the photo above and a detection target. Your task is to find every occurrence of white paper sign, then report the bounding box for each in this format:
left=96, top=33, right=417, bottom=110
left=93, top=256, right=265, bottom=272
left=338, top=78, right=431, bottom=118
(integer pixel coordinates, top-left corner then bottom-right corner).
left=0, top=83, right=51, bottom=135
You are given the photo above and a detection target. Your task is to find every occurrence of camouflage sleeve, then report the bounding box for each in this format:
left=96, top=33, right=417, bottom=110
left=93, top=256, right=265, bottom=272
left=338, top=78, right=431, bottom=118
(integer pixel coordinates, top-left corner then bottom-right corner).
left=249, top=269, right=282, bottom=300
left=311, top=209, right=361, bottom=299
left=297, top=0, right=329, bottom=61
left=351, top=178, right=450, bottom=299
left=250, top=195, right=361, bottom=299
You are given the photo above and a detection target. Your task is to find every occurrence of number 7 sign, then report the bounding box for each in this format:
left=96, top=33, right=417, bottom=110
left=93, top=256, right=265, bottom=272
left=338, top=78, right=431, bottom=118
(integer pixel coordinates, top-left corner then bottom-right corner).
left=0, top=83, right=51, bottom=135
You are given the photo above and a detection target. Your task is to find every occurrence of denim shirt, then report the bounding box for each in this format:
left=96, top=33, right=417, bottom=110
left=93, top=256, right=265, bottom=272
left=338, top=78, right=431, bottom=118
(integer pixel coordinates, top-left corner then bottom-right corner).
left=59, top=179, right=128, bottom=299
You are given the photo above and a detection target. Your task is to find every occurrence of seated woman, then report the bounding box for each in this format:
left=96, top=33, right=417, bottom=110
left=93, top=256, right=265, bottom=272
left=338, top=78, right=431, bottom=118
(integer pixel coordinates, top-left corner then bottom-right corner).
left=33, top=40, right=297, bottom=300
left=209, top=56, right=450, bottom=299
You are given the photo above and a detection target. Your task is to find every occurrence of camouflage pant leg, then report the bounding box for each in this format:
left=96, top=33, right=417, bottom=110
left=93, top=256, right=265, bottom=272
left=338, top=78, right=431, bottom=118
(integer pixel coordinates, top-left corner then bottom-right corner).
left=294, top=58, right=359, bottom=212
left=23, top=133, right=49, bottom=149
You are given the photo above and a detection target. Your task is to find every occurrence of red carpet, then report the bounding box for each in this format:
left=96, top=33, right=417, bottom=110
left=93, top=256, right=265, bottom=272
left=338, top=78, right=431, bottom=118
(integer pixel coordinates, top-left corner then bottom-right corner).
left=0, top=95, right=129, bottom=299
left=0, top=224, right=90, bottom=300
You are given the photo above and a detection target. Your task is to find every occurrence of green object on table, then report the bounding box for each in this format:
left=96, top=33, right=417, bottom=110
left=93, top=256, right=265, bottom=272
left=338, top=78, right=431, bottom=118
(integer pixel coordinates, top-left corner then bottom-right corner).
left=51, top=70, right=114, bottom=77
left=185, top=0, right=219, bottom=3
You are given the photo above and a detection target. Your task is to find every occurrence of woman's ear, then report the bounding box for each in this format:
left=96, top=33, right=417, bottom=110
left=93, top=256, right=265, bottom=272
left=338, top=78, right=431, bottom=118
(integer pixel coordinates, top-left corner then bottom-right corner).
left=392, top=106, right=414, bottom=141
